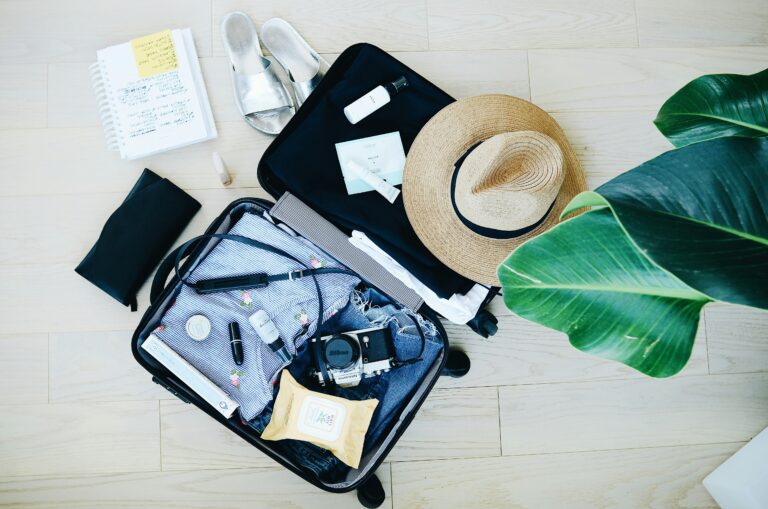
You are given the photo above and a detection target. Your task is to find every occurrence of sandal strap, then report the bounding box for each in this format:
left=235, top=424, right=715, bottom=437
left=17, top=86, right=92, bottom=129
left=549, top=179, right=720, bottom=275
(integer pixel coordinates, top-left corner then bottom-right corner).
left=234, top=57, right=293, bottom=115
left=289, top=55, right=328, bottom=104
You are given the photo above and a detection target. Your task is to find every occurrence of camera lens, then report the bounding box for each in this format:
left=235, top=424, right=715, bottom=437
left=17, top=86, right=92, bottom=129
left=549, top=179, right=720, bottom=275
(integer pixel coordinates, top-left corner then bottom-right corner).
left=323, top=334, right=360, bottom=370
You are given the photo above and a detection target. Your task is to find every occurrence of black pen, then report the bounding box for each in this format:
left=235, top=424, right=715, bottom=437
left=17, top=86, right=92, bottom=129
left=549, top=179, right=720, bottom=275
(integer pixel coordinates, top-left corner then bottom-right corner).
left=228, top=322, right=244, bottom=366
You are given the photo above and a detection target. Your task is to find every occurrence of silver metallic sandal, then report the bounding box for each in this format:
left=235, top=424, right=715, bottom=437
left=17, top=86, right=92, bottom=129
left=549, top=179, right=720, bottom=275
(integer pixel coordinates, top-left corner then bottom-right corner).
left=221, top=12, right=295, bottom=135
left=260, top=18, right=329, bottom=107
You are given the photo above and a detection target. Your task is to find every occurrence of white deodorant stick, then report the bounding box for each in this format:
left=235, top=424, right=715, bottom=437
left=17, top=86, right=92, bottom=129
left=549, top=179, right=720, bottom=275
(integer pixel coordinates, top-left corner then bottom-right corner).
left=346, top=161, right=401, bottom=204
left=212, top=151, right=232, bottom=186
left=343, top=76, right=409, bottom=124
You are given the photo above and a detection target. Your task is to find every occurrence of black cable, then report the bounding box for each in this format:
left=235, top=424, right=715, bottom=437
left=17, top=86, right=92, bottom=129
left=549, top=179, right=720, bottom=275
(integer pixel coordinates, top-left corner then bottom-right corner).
left=172, top=233, right=351, bottom=351
left=392, top=311, right=426, bottom=367
left=171, top=232, right=426, bottom=375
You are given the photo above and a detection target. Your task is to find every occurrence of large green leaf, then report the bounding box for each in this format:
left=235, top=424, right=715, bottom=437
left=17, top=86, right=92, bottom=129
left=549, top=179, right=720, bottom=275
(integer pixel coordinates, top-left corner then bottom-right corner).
left=654, top=68, right=768, bottom=147
left=498, top=208, right=710, bottom=378
left=563, top=137, right=768, bottom=309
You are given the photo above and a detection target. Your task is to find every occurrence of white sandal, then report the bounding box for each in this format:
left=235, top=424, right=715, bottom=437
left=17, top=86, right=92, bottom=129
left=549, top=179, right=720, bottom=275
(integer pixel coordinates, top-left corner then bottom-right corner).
left=221, top=12, right=295, bottom=135
left=260, top=18, right=329, bottom=107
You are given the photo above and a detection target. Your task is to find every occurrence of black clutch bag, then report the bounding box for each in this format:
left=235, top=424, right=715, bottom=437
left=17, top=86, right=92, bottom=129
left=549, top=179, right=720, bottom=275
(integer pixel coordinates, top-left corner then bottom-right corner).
left=75, top=168, right=201, bottom=310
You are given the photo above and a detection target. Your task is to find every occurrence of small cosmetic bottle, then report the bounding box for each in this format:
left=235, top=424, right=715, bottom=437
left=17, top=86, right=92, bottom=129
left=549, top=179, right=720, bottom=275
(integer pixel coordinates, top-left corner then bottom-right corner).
left=344, top=76, right=409, bottom=124
left=249, top=310, right=293, bottom=364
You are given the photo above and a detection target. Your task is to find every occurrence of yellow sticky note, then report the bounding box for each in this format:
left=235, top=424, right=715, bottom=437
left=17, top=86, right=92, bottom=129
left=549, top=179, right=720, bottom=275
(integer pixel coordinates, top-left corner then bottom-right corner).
left=131, top=30, right=178, bottom=78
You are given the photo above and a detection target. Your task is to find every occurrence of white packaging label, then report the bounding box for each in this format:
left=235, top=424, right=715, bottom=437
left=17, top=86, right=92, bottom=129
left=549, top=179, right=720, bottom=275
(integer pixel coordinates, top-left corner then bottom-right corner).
left=335, top=131, right=405, bottom=196
left=297, top=395, right=347, bottom=442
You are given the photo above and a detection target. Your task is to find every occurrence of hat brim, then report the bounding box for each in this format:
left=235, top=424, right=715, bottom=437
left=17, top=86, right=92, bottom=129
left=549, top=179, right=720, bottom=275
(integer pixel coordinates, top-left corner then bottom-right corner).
left=402, top=95, right=588, bottom=286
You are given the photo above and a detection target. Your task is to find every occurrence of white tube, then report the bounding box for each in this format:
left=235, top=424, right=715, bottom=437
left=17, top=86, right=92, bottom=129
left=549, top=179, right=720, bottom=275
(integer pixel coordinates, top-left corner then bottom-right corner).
left=346, top=160, right=401, bottom=204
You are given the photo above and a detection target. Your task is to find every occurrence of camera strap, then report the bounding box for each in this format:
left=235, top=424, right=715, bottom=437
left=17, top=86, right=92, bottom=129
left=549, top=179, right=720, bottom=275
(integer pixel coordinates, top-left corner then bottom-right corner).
left=169, top=232, right=346, bottom=354
left=392, top=312, right=426, bottom=367
left=193, top=266, right=348, bottom=294
left=171, top=234, right=356, bottom=294
left=168, top=232, right=425, bottom=375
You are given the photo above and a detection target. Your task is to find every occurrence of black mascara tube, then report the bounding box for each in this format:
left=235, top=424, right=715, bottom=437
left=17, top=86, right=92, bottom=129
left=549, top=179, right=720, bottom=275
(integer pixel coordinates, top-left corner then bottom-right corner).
left=228, top=322, right=244, bottom=366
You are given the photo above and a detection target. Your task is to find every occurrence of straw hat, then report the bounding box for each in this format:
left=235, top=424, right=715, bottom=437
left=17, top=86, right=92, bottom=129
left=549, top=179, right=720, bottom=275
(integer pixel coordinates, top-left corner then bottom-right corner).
left=402, top=94, right=587, bottom=286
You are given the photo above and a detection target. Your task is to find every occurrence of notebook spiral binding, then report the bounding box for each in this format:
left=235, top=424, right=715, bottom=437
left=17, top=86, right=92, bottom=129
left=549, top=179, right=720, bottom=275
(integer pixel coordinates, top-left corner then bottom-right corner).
left=89, top=61, right=120, bottom=151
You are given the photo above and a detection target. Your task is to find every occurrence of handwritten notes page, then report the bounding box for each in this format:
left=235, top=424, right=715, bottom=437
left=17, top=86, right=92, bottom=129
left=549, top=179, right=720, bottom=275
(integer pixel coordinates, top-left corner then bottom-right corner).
left=95, top=28, right=215, bottom=159
left=115, top=66, right=197, bottom=141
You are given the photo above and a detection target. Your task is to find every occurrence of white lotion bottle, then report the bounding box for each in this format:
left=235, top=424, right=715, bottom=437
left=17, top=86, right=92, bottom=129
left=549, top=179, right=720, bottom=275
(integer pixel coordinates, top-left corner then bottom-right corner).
left=343, top=76, right=409, bottom=124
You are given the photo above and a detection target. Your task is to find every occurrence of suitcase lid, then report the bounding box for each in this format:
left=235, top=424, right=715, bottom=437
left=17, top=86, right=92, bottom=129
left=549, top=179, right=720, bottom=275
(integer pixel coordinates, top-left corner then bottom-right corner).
left=256, top=43, right=478, bottom=300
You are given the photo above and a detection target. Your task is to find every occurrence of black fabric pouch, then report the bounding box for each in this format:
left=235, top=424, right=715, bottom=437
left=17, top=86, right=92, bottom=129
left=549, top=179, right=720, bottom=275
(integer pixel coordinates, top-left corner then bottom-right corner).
left=75, top=168, right=201, bottom=310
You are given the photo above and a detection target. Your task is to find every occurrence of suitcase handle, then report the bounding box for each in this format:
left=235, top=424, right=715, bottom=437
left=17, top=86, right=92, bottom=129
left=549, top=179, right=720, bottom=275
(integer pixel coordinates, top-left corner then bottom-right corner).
left=150, top=243, right=189, bottom=305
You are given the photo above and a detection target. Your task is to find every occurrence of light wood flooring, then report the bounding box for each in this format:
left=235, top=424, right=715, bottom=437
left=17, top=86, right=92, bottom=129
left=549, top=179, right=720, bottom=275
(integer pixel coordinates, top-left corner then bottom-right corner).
left=1, top=1, right=767, bottom=507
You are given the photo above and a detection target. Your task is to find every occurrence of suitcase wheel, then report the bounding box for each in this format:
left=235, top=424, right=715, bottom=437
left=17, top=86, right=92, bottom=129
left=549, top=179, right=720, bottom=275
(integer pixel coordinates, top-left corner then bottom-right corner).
left=441, top=349, right=470, bottom=378
left=357, top=474, right=385, bottom=508
left=467, top=308, right=499, bottom=338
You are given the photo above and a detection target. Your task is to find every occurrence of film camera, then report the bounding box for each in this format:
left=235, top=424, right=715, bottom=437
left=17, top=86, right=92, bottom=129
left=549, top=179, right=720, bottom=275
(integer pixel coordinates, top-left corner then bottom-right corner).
left=310, top=326, right=396, bottom=387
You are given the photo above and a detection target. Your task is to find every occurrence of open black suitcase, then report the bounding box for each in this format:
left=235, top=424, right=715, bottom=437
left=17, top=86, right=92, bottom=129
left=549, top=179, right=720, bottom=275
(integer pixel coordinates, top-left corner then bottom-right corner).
left=132, top=43, right=497, bottom=507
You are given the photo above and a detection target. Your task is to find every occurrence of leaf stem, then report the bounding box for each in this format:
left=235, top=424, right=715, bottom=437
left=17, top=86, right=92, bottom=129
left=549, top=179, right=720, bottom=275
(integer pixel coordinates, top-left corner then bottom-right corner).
left=661, top=112, right=768, bottom=134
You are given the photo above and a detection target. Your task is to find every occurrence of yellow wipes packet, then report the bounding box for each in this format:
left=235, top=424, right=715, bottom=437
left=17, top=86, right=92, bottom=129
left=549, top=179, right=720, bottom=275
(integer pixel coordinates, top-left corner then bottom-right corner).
left=261, top=370, right=378, bottom=469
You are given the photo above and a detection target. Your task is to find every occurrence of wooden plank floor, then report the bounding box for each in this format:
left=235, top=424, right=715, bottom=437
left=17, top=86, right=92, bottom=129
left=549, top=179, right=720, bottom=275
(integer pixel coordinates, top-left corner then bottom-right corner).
left=1, top=1, right=767, bottom=507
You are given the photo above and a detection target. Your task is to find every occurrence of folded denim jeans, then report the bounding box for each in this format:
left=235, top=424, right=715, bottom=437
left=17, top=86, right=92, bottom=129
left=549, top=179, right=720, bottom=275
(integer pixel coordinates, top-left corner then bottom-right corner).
left=249, top=287, right=443, bottom=481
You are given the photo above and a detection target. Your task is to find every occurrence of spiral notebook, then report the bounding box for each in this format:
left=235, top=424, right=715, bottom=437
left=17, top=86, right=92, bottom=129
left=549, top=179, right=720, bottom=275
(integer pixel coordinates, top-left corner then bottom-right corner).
left=90, top=29, right=217, bottom=160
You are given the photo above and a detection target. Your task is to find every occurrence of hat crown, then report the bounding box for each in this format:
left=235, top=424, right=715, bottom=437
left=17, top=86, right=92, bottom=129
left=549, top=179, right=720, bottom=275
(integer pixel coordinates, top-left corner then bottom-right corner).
left=454, top=131, right=565, bottom=231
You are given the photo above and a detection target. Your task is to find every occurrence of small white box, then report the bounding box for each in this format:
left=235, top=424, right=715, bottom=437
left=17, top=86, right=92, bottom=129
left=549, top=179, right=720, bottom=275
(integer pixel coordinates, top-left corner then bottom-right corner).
left=141, top=334, right=239, bottom=418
